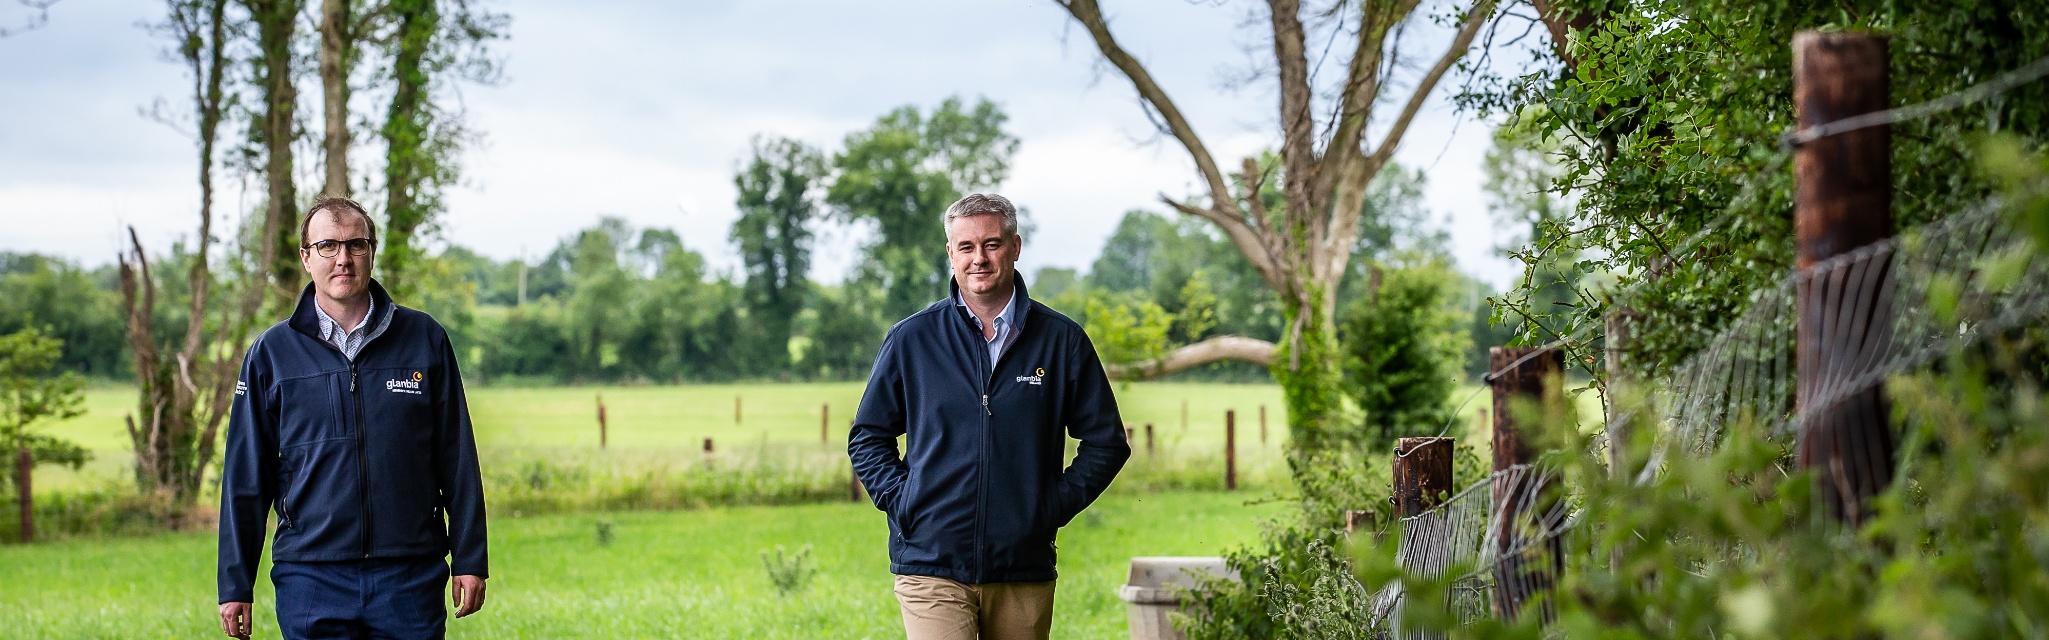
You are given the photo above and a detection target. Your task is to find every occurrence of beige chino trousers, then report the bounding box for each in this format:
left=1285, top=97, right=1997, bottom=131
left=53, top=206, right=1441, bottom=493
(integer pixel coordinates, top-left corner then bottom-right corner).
left=894, top=574, right=1056, bottom=640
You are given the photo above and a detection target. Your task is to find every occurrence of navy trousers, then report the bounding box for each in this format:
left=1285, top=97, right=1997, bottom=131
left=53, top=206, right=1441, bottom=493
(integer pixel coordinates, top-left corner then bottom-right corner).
left=272, top=556, right=449, bottom=640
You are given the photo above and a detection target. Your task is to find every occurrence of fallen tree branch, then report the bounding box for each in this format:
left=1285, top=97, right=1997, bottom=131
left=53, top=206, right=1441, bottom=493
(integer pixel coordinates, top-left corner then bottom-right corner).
left=1106, top=335, right=1278, bottom=380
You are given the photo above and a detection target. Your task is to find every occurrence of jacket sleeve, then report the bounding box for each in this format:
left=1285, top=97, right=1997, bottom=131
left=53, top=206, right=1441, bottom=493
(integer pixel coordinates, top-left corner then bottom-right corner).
left=217, top=343, right=277, bottom=604
left=1054, top=329, right=1132, bottom=527
left=435, top=331, right=489, bottom=578
left=848, top=330, right=911, bottom=514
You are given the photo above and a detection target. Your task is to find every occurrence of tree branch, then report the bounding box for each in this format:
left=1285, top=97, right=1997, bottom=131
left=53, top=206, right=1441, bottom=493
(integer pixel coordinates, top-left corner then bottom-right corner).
left=1325, top=0, right=1496, bottom=284
left=1057, top=0, right=1241, bottom=218
left=1267, top=0, right=1319, bottom=218
left=1161, top=195, right=1288, bottom=292
left=1105, top=335, right=1277, bottom=380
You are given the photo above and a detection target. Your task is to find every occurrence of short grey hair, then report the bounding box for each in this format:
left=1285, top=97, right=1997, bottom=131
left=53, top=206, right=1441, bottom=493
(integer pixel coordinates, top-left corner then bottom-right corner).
left=943, top=193, right=1019, bottom=237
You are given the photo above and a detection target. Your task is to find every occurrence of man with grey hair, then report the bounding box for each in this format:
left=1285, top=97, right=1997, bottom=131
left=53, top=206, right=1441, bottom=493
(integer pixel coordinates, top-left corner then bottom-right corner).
left=851, top=193, right=1131, bottom=639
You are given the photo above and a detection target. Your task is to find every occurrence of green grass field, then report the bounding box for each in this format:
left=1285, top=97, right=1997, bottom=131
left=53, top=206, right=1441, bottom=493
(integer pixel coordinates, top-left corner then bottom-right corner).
left=34, top=382, right=1306, bottom=496
left=0, top=489, right=1286, bottom=639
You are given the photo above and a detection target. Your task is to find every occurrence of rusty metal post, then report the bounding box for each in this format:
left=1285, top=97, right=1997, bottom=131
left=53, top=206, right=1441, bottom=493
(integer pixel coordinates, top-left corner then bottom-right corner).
left=1225, top=410, right=1238, bottom=491
left=1489, top=346, right=1565, bottom=624
left=1793, top=31, right=1896, bottom=527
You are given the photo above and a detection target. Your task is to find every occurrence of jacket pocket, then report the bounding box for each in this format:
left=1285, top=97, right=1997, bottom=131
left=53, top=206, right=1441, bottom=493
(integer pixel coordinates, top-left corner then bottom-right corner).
left=889, top=475, right=920, bottom=539
left=276, top=374, right=348, bottom=448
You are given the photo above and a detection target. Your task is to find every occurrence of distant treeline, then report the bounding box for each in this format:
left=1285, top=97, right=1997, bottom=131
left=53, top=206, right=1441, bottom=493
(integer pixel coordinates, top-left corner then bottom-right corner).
left=5, top=99, right=1526, bottom=385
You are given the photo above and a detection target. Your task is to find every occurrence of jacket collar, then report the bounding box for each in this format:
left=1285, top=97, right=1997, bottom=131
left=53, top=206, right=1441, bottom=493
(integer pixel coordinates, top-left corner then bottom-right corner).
left=948, top=272, right=1033, bottom=331
left=289, top=278, right=397, bottom=352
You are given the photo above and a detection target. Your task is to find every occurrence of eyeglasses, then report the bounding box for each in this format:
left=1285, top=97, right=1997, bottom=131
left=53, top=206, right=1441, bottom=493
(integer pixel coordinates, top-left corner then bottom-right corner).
left=304, top=237, right=376, bottom=258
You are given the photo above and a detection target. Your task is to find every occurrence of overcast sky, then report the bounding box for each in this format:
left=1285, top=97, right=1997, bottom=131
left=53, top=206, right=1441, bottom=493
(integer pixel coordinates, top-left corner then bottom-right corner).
left=0, top=0, right=1536, bottom=289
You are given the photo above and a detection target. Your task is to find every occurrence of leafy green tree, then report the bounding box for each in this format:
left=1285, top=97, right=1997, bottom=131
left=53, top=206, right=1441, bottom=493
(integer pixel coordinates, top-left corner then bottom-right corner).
left=0, top=255, right=127, bottom=379
left=1482, top=0, right=2049, bottom=371
left=797, top=284, right=885, bottom=381
left=563, top=218, right=635, bottom=378
left=0, top=327, right=90, bottom=541
left=828, top=97, right=1018, bottom=321
left=377, top=0, right=508, bottom=294
left=732, top=136, right=827, bottom=374
left=1338, top=254, right=1469, bottom=445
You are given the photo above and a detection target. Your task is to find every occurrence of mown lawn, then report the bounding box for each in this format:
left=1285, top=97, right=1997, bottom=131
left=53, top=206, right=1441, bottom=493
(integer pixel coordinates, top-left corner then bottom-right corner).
left=0, top=489, right=1287, bottom=639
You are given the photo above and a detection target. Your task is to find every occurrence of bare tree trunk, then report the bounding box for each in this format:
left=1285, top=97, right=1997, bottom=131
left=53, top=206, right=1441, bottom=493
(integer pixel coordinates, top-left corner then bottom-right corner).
left=1053, top=0, right=1497, bottom=464
left=248, top=0, right=303, bottom=311
left=319, top=0, right=352, bottom=197
left=122, top=0, right=261, bottom=504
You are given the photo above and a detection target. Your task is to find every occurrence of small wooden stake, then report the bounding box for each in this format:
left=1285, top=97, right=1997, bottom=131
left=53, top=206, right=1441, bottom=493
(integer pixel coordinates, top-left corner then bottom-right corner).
left=15, top=447, right=31, bottom=544
left=1144, top=423, right=1155, bottom=455
left=1224, top=410, right=1238, bottom=491
left=596, top=393, right=608, bottom=450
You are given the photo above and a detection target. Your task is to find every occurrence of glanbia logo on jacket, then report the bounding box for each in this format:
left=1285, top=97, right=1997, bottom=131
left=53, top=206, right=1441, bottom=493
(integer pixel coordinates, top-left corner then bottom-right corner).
left=386, top=370, right=425, bottom=394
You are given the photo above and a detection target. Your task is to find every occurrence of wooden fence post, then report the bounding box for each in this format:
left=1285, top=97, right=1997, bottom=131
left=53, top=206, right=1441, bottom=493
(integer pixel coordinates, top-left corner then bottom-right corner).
left=821, top=402, right=830, bottom=444
left=1225, top=410, right=1237, bottom=491
left=1489, top=346, right=1565, bottom=624
left=850, top=466, right=863, bottom=502
left=15, top=447, right=30, bottom=544
left=1144, top=423, right=1155, bottom=455
left=1394, top=437, right=1455, bottom=517
left=734, top=395, right=742, bottom=426
left=1793, top=31, right=1896, bottom=527
left=1391, top=436, right=1455, bottom=638
left=596, top=393, right=608, bottom=450
left=1124, top=426, right=1134, bottom=446
left=703, top=438, right=715, bottom=455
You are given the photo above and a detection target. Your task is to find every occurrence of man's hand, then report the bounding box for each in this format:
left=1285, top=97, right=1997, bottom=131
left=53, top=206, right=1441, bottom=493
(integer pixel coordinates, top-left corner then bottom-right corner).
left=451, top=575, right=487, bottom=618
left=218, top=602, right=253, bottom=639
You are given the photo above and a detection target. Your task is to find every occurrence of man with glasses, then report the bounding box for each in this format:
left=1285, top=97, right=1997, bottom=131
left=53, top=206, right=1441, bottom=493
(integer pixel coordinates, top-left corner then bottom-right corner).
left=217, top=196, right=489, bottom=639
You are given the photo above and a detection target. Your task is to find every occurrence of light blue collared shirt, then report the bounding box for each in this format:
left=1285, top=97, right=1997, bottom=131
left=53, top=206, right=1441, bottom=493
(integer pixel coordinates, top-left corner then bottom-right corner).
left=958, top=286, right=1023, bottom=372
left=313, top=298, right=376, bottom=361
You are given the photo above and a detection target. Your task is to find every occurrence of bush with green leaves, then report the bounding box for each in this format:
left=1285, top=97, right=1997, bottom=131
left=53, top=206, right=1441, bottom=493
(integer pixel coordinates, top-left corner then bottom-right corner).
left=1339, top=254, right=1472, bottom=447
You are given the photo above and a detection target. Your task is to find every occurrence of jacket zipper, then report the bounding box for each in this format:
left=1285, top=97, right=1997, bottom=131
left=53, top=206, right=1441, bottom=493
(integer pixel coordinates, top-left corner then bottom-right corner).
left=970, top=305, right=1017, bottom=583
left=351, top=360, right=373, bottom=558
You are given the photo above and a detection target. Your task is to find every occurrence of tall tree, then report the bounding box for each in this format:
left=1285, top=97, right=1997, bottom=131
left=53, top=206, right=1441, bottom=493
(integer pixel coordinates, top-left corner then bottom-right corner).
left=240, top=0, right=303, bottom=312
left=731, top=136, right=826, bottom=373
left=828, top=97, right=1019, bottom=321
left=1052, top=0, right=1498, bottom=457
left=0, top=328, right=89, bottom=542
left=123, top=0, right=267, bottom=503
left=317, top=0, right=356, bottom=196
left=378, top=0, right=506, bottom=295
